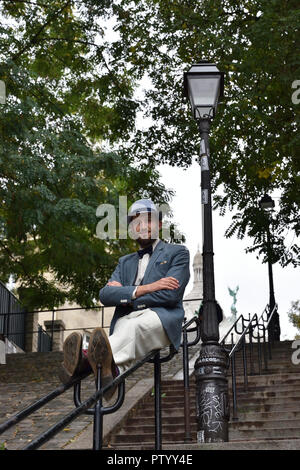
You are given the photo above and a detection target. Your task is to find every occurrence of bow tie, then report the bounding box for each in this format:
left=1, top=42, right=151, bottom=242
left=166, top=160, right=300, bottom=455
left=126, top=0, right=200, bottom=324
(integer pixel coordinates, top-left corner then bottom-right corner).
left=137, top=244, right=153, bottom=258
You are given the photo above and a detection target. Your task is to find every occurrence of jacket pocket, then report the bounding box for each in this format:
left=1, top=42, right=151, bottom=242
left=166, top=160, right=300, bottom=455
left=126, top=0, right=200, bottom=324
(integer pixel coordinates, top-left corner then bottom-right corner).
left=154, top=260, right=169, bottom=275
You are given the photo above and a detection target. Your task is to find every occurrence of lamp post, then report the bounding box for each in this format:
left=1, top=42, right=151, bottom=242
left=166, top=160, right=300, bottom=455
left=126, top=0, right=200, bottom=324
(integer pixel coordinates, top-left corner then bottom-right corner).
left=259, top=194, right=281, bottom=341
left=184, top=61, right=229, bottom=443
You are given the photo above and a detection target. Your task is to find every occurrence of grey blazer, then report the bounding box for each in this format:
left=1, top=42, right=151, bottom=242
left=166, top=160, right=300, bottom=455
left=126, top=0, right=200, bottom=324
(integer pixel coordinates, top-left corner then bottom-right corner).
left=99, top=240, right=190, bottom=351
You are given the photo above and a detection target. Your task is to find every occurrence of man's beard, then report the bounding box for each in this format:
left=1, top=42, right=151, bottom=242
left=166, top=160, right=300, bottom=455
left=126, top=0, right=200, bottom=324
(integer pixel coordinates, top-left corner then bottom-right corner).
left=137, top=237, right=157, bottom=247
left=133, top=221, right=160, bottom=247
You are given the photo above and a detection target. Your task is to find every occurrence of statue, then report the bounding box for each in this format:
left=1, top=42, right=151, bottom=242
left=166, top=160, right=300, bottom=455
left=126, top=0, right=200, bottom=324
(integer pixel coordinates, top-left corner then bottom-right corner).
left=228, top=285, right=239, bottom=321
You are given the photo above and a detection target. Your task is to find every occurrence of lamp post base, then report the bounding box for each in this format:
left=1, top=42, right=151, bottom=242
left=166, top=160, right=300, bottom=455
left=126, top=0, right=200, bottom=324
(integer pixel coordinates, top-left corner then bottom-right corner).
left=194, top=341, right=229, bottom=443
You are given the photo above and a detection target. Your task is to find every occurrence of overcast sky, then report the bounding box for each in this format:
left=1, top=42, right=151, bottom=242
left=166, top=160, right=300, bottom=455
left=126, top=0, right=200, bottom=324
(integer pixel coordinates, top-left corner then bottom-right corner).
left=158, top=158, right=299, bottom=341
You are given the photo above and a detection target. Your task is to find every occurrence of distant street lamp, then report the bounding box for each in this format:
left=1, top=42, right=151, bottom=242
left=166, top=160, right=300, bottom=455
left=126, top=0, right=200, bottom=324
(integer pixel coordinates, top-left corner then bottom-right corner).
left=259, top=194, right=281, bottom=341
left=184, top=61, right=229, bottom=443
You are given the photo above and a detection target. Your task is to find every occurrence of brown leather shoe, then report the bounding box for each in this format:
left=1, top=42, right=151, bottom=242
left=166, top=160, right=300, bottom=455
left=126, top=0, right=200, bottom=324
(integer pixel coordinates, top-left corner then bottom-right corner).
left=87, top=327, right=118, bottom=401
left=58, top=332, right=91, bottom=384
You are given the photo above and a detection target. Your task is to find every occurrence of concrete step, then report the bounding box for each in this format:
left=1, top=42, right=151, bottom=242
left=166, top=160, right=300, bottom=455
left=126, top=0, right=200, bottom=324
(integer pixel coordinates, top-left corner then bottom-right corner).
left=230, top=367, right=300, bottom=376
left=183, top=372, right=300, bottom=388
left=117, top=423, right=198, bottom=435
left=159, top=385, right=300, bottom=399
left=167, top=383, right=300, bottom=397
left=235, top=401, right=300, bottom=413
left=229, top=426, right=300, bottom=440
left=142, top=393, right=300, bottom=408
left=108, top=340, right=300, bottom=449
left=231, top=372, right=300, bottom=386
left=139, top=408, right=195, bottom=418
left=126, top=415, right=196, bottom=427
left=122, top=416, right=300, bottom=433
left=110, top=438, right=300, bottom=451
left=232, top=409, right=300, bottom=421
left=163, top=439, right=300, bottom=451
left=141, top=401, right=196, bottom=410
left=233, top=395, right=300, bottom=406
left=125, top=412, right=300, bottom=426
left=235, top=388, right=300, bottom=399
left=230, top=418, right=300, bottom=430
left=228, top=354, right=298, bottom=362
left=111, top=431, right=197, bottom=445
left=111, top=424, right=300, bottom=444
left=127, top=409, right=300, bottom=423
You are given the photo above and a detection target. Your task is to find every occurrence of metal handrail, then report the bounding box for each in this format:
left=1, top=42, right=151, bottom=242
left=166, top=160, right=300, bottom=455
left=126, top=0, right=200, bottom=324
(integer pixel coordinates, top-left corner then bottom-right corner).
left=220, top=313, right=252, bottom=345
left=0, top=315, right=200, bottom=451
left=221, top=303, right=279, bottom=421
left=22, top=349, right=163, bottom=451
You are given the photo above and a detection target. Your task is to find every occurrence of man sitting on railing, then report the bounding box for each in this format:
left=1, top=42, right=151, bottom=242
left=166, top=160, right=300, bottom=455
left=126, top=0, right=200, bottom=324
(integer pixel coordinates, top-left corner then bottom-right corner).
left=59, top=199, right=190, bottom=400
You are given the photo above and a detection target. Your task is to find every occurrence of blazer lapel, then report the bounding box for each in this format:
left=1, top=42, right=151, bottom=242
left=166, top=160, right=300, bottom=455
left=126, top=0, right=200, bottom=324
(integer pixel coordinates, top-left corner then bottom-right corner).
left=142, top=240, right=165, bottom=284
left=128, top=252, right=140, bottom=285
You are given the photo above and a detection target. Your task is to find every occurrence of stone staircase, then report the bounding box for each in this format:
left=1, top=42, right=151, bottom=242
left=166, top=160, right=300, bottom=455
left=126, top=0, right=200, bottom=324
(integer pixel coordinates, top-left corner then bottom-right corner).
left=106, top=340, right=300, bottom=450
left=0, top=346, right=194, bottom=449
left=0, top=351, right=95, bottom=450
left=1, top=340, right=300, bottom=450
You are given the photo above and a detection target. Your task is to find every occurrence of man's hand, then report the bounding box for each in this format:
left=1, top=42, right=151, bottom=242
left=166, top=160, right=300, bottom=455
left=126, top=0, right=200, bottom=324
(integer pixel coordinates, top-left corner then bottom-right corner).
left=149, top=277, right=179, bottom=292
left=107, top=281, right=123, bottom=287
left=135, top=277, right=179, bottom=298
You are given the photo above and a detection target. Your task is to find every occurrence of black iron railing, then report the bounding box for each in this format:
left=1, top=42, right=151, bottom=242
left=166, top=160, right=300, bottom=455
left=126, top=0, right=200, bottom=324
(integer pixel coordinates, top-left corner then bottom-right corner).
left=0, top=297, right=203, bottom=353
left=0, top=302, right=279, bottom=449
left=37, top=325, right=52, bottom=353
left=0, top=281, right=26, bottom=351
left=221, top=304, right=278, bottom=421
left=0, top=313, right=202, bottom=450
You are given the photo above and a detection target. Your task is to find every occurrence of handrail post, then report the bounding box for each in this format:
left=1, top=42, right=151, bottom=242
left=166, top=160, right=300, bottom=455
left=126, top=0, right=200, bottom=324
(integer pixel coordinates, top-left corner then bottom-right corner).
left=182, top=325, right=192, bottom=442
left=101, top=307, right=104, bottom=328
left=50, top=309, right=55, bottom=352
left=231, top=333, right=238, bottom=421
left=154, top=352, right=162, bottom=451
left=257, top=333, right=262, bottom=375
left=242, top=336, right=248, bottom=392
left=262, top=324, right=268, bottom=371
left=7, top=295, right=11, bottom=343
left=249, top=324, right=255, bottom=375
left=93, top=365, right=103, bottom=450
left=268, top=324, right=272, bottom=360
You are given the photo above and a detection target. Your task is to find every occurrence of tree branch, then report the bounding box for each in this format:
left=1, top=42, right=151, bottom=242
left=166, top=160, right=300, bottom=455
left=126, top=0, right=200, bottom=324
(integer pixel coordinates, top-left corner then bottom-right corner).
left=11, top=0, right=73, bottom=62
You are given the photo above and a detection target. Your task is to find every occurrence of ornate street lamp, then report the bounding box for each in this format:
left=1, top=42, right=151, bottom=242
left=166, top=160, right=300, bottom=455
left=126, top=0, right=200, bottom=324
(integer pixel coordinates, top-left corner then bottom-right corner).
left=184, top=61, right=229, bottom=443
left=259, top=194, right=281, bottom=341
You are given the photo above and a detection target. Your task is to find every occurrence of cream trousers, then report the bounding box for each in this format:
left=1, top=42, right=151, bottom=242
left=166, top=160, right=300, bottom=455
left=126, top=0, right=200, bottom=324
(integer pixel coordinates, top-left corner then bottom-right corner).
left=108, top=308, right=170, bottom=374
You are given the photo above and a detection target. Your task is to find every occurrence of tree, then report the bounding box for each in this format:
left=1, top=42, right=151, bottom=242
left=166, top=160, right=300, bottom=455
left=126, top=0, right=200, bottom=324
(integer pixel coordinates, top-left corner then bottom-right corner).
left=1, top=0, right=299, bottom=309
left=0, top=1, right=175, bottom=310
left=288, top=300, right=300, bottom=338
left=87, top=0, right=300, bottom=267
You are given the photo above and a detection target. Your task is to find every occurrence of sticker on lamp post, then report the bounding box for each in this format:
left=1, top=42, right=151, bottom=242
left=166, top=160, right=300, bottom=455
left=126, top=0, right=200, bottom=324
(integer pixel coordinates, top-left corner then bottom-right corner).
left=202, top=189, right=208, bottom=204
left=201, top=155, right=209, bottom=171
left=0, top=81, right=6, bottom=104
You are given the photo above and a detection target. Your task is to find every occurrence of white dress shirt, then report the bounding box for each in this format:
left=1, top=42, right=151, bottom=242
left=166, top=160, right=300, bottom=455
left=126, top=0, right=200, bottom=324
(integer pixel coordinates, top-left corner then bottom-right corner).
left=131, top=238, right=161, bottom=299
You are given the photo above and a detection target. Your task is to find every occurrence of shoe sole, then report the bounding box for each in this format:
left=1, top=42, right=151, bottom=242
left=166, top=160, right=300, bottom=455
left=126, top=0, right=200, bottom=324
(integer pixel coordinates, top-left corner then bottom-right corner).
left=88, top=328, right=116, bottom=400
left=62, top=332, right=82, bottom=376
